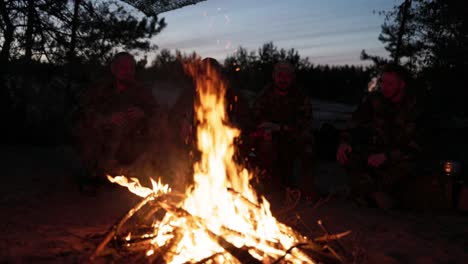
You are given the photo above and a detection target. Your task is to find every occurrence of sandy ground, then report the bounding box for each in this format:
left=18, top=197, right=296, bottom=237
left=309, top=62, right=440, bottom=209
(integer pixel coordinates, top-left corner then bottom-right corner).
left=0, top=146, right=467, bottom=264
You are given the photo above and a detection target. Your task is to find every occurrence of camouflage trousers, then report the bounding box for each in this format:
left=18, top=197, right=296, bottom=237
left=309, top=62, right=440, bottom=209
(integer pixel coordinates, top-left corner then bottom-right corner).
left=346, top=153, right=415, bottom=202
left=255, top=135, right=315, bottom=191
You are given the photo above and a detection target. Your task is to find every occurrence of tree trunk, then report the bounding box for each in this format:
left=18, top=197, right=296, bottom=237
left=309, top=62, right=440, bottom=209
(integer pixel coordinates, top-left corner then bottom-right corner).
left=0, top=0, right=14, bottom=66
left=394, top=0, right=412, bottom=64
left=68, top=0, right=81, bottom=65
left=24, top=0, right=35, bottom=64
left=65, top=0, right=81, bottom=121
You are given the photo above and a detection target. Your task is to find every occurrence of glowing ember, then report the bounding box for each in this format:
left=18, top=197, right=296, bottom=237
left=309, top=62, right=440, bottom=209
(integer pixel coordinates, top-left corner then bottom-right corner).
left=107, top=60, right=315, bottom=263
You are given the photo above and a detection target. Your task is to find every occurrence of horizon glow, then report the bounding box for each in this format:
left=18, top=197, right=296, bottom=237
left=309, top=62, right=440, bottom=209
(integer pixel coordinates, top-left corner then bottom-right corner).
left=149, top=0, right=396, bottom=66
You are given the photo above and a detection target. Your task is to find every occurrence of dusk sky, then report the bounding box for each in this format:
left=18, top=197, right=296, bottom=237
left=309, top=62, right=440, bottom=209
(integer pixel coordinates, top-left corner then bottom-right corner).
left=152, top=0, right=397, bottom=66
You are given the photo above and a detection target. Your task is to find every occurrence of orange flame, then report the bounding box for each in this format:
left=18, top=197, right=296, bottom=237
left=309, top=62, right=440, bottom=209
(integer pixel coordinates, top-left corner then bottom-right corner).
left=107, top=175, right=171, bottom=198
left=107, top=60, right=314, bottom=263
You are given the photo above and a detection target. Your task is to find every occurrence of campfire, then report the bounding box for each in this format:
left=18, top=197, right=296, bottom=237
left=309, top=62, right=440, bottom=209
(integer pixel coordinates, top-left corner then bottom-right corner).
left=90, top=61, right=349, bottom=263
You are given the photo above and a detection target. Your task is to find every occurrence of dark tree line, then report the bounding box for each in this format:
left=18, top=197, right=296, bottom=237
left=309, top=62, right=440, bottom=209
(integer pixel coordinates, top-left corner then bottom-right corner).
left=146, top=43, right=371, bottom=105
left=1, top=0, right=466, bottom=146
left=223, top=42, right=369, bottom=104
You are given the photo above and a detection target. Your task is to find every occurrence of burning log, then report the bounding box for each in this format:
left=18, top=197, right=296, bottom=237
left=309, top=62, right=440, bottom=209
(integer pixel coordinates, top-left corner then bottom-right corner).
left=192, top=253, right=225, bottom=264
left=89, top=192, right=263, bottom=262
left=227, top=187, right=261, bottom=209
left=90, top=193, right=170, bottom=260
left=314, top=230, right=352, bottom=242
left=317, top=220, right=351, bottom=263
left=90, top=190, right=348, bottom=263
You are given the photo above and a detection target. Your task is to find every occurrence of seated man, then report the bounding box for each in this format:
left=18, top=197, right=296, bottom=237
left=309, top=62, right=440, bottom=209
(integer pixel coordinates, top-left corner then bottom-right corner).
left=250, top=61, right=315, bottom=200
left=337, top=63, right=424, bottom=209
left=75, top=52, right=158, bottom=187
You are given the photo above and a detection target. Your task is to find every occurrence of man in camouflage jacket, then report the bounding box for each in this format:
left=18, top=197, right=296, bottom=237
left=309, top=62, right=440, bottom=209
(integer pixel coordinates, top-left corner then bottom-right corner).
left=251, top=62, right=314, bottom=196
left=76, top=52, right=158, bottom=180
left=337, top=63, right=424, bottom=209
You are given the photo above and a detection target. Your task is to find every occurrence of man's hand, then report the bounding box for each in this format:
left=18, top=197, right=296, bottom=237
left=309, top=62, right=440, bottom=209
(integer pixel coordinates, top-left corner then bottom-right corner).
left=368, top=153, right=387, bottom=167
left=110, top=111, right=128, bottom=127
left=127, top=106, right=145, bottom=120
left=337, top=143, right=352, bottom=165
